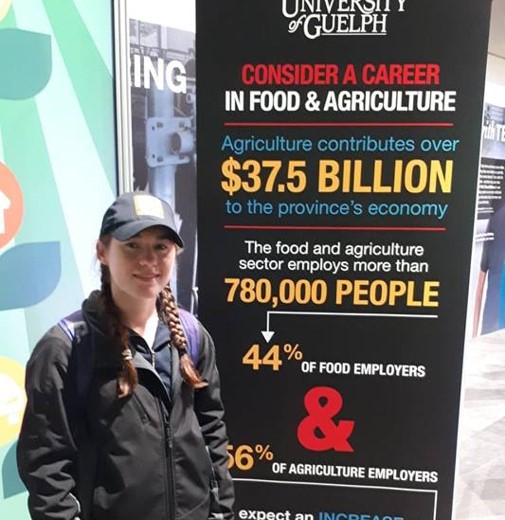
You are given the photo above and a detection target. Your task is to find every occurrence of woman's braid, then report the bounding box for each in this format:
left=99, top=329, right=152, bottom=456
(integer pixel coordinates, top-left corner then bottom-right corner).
left=158, top=286, right=208, bottom=389
left=100, top=265, right=138, bottom=397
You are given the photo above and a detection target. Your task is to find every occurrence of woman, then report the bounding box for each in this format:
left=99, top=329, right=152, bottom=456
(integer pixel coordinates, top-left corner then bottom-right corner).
left=17, top=191, right=235, bottom=520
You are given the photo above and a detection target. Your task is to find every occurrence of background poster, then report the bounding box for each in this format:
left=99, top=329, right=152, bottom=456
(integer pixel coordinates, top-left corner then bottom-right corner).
left=195, top=1, right=491, bottom=519
left=469, top=99, right=505, bottom=338
left=128, top=8, right=198, bottom=311
left=0, top=0, right=116, bottom=518
left=454, top=82, right=505, bottom=518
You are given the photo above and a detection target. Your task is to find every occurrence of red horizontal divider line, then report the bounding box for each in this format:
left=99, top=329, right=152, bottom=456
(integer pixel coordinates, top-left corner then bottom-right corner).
left=224, top=225, right=446, bottom=232
left=223, top=122, right=453, bottom=128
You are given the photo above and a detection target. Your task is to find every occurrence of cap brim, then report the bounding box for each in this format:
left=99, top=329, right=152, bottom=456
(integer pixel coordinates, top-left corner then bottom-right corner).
left=112, top=221, right=184, bottom=248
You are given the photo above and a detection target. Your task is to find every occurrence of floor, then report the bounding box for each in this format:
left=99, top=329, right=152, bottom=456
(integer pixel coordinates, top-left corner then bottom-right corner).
left=453, top=329, right=505, bottom=519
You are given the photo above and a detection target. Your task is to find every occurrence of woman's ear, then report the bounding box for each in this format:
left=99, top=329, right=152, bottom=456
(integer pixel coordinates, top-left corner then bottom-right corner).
left=96, top=240, right=108, bottom=265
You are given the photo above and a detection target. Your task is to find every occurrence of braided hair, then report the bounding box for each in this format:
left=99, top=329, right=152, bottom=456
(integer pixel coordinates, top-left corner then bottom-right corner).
left=157, top=285, right=208, bottom=389
left=100, top=264, right=138, bottom=398
left=99, top=263, right=207, bottom=398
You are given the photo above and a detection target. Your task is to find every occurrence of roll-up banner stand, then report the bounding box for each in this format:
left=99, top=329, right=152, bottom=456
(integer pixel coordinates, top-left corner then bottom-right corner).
left=195, top=1, right=492, bottom=520
left=117, top=0, right=198, bottom=311
left=455, top=81, right=505, bottom=517
left=0, top=1, right=116, bottom=518
left=0, top=0, right=495, bottom=518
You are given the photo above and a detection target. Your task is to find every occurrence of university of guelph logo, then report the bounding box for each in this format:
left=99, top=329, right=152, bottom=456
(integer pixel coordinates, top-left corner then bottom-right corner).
left=281, top=0, right=408, bottom=39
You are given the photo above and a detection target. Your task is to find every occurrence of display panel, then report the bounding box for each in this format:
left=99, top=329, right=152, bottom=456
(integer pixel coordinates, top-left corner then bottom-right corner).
left=195, top=1, right=492, bottom=519
left=0, top=1, right=116, bottom=517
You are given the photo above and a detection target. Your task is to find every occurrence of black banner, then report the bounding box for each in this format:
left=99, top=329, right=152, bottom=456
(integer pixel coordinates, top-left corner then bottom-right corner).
left=195, top=1, right=492, bottom=519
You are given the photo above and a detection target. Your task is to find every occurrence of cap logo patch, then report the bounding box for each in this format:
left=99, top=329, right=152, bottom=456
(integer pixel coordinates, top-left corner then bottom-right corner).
left=133, top=194, right=164, bottom=219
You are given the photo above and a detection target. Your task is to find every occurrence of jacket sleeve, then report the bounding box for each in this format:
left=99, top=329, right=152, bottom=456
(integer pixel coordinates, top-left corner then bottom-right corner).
left=194, top=323, right=235, bottom=520
left=17, top=326, right=81, bottom=520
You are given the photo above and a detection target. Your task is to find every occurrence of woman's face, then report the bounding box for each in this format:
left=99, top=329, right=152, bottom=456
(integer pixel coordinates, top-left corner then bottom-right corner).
left=97, top=226, right=177, bottom=306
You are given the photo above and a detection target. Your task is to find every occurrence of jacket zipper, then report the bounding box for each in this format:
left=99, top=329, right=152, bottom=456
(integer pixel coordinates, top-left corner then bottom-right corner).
left=165, top=419, right=177, bottom=520
left=147, top=341, right=176, bottom=519
left=159, top=402, right=176, bottom=520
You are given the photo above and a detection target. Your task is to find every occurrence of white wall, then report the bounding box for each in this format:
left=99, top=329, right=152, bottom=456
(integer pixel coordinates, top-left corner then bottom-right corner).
left=486, top=0, right=505, bottom=85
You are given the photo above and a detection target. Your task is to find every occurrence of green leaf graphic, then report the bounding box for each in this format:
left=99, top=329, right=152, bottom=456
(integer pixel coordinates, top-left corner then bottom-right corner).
left=0, top=242, right=61, bottom=310
left=2, top=442, right=25, bottom=498
left=0, top=29, right=51, bottom=99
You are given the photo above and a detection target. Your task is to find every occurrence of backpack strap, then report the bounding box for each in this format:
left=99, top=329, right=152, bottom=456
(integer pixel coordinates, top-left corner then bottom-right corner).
left=58, top=308, right=200, bottom=418
left=58, top=309, right=93, bottom=432
left=58, top=310, right=96, bottom=519
left=58, top=309, right=86, bottom=342
left=178, top=309, right=201, bottom=364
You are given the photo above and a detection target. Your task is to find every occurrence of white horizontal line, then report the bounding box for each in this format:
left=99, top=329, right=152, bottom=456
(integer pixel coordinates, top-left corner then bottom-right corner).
left=269, top=311, right=438, bottom=319
left=233, top=477, right=437, bottom=495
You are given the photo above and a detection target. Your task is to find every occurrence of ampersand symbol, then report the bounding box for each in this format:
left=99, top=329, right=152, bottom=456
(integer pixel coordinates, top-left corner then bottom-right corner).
left=305, top=91, right=321, bottom=111
left=297, top=386, right=354, bottom=452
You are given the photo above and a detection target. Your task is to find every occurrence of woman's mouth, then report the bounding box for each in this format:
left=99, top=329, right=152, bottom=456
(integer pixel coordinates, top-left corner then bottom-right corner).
left=134, top=273, right=159, bottom=281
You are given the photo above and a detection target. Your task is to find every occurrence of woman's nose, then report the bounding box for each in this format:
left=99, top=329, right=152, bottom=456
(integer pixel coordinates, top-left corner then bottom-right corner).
left=138, top=247, right=156, bottom=264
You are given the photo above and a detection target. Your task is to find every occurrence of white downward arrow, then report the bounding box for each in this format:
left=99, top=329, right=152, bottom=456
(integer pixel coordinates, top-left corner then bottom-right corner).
left=261, top=310, right=438, bottom=343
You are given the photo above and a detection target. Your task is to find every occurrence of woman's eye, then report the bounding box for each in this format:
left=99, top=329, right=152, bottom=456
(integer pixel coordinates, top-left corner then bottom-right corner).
left=125, top=242, right=139, bottom=249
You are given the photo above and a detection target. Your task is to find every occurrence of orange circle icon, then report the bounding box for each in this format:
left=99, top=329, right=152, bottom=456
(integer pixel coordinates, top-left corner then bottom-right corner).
left=0, top=161, right=23, bottom=248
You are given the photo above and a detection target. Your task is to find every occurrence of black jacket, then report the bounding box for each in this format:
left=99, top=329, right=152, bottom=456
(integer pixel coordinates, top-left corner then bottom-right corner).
left=17, top=291, right=235, bottom=520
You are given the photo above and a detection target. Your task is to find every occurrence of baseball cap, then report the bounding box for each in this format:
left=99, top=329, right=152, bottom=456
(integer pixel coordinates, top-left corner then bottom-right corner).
left=100, top=191, right=184, bottom=247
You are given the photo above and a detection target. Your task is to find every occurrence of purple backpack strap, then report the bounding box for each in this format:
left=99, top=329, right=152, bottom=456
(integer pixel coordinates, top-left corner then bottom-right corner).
left=58, top=309, right=85, bottom=341
left=57, top=309, right=93, bottom=427
left=178, top=309, right=201, bottom=363
left=58, top=308, right=200, bottom=415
